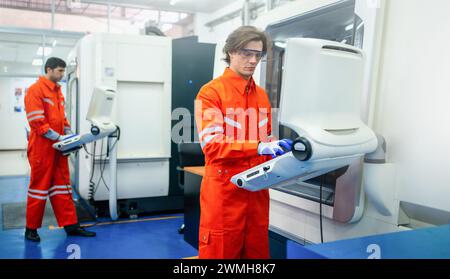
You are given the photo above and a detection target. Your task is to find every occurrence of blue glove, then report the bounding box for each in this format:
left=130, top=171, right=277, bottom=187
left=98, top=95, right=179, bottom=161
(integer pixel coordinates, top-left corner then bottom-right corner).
left=258, top=139, right=293, bottom=158
left=43, top=128, right=61, bottom=141
left=44, top=129, right=77, bottom=142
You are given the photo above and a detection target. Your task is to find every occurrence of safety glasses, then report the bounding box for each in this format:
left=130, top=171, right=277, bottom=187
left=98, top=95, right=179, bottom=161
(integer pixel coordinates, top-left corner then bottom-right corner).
left=237, top=48, right=266, bottom=60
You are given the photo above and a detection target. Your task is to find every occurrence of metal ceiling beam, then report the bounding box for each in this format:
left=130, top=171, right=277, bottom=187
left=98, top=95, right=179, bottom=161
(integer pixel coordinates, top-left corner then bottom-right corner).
left=0, top=26, right=85, bottom=38
left=51, top=0, right=56, bottom=29
left=0, top=38, right=77, bottom=47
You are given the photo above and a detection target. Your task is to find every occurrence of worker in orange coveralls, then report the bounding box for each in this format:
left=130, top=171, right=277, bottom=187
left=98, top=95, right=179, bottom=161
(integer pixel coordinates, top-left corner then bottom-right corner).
left=24, top=57, right=96, bottom=242
left=195, top=26, right=293, bottom=259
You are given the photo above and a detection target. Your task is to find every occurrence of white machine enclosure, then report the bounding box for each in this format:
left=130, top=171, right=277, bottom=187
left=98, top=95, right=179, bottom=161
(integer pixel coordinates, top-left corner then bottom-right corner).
left=231, top=38, right=377, bottom=192
left=279, top=39, right=376, bottom=159
left=66, top=33, right=172, bottom=202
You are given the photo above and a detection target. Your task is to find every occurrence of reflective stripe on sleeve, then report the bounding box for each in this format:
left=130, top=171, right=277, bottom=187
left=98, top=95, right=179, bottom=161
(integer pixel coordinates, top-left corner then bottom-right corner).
left=43, top=98, right=54, bottom=106
left=28, top=115, right=45, bottom=122
left=26, top=110, right=44, bottom=118
left=258, top=118, right=268, bottom=128
left=198, top=125, right=224, bottom=140
left=200, top=134, right=221, bottom=149
left=224, top=117, right=242, bottom=129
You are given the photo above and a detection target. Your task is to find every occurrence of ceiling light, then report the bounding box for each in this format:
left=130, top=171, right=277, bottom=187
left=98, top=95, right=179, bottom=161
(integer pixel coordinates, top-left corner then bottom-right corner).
left=356, top=22, right=364, bottom=30
left=52, top=40, right=57, bottom=47
left=345, top=23, right=354, bottom=31
left=32, top=59, right=43, bottom=66
left=170, top=0, right=181, bottom=5
left=36, top=47, right=52, bottom=56
left=3, top=66, right=7, bottom=73
left=274, top=41, right=287, bottom=49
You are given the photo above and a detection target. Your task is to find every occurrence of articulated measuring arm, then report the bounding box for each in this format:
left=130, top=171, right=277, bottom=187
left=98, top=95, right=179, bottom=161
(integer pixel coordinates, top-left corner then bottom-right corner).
left=53, top=126, right=117, bottom=156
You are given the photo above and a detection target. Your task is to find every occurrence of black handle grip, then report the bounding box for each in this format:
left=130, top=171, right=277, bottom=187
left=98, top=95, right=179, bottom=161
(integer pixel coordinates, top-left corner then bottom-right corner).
left=292, top=137, right=312, bottom=161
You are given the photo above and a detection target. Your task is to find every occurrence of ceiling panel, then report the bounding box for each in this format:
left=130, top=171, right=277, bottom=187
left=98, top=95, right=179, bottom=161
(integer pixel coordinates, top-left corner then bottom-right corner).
left=16, top=45, right=41, bottom=63
left=0, top=32, right=78, bottom=67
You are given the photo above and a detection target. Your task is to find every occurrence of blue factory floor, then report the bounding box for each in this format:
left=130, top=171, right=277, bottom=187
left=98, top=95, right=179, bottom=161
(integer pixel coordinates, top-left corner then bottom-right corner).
left=0, top=176, right=198, bottom=259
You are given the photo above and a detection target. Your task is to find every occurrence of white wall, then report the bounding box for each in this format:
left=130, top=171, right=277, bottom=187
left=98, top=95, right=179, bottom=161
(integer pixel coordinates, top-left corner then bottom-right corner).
left=372, top=0, right=450, bottom=212
left=0, top=77, right=36, bottom=150
left=0, top=62, right=41, bottom=77
left=0, top=77, right=35, bottom=176
left=0, top=151, right=29, bottom=177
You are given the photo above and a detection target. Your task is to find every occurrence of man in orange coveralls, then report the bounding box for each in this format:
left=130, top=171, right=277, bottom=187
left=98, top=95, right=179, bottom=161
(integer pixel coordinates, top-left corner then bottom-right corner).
left=195, top=26, right=293, bottom=259
left=24, top=57, right=96, bottom=242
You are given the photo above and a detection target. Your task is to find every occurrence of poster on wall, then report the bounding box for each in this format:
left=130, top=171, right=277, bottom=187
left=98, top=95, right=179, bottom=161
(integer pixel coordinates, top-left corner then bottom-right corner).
left=10, top=78, right=35, bottom=115
left=13, top=87, right=24, bottom=113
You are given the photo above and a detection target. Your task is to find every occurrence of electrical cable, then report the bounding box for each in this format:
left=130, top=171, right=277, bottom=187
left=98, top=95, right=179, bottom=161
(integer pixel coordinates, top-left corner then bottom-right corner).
left=65, top=142, right=98, bottom=227
left=319, top=174, right=325, bottom=243
left=93, top=138, right=109, bottom=193
left=83, top=140, right=115, bottom=157
left=71, top=180, right=98, bottom=227
left=88, top=141, right=97, bottom=201
left=81, top=126, right=121, bottom=223
left=83, top=140, right=119, bottom=157
left=93, top=127, right=120, bottom=195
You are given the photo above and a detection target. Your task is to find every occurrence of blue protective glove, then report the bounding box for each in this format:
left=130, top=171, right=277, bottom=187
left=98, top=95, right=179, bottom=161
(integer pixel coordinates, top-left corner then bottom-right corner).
left=43, top=128, right=61, bottom=141
left=44, top=129, right=77, bottom=142
left=258, top=139, right=293, bottom=158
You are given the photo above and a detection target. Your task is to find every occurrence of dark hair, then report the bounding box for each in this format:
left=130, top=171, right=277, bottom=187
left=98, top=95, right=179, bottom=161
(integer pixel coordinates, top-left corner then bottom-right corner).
left=223, top=26, right=269, bottom=64
left=44, top=57, right=66, bottom=73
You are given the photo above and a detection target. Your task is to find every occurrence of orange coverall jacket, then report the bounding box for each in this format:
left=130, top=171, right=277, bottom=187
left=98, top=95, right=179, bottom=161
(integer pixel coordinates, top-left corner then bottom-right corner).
left=24, top=76, right=77, bottom=229
left=195, top=68, right=272, bottom=259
